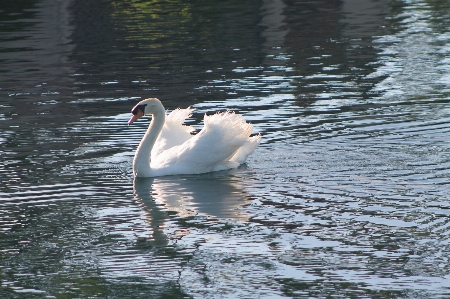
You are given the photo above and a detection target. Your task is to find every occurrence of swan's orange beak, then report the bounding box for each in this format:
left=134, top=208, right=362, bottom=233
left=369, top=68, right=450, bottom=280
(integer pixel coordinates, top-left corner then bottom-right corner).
left=128, top=109, right=144, bottom=125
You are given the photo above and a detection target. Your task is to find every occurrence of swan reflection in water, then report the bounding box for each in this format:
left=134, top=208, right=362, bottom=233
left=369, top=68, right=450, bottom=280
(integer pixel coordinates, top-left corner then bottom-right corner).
left=133, top=168, right=251, bottom=245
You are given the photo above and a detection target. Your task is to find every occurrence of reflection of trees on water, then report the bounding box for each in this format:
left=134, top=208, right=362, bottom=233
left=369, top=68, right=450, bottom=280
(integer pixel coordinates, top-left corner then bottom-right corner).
left=70, top=0, right=264, bottom=105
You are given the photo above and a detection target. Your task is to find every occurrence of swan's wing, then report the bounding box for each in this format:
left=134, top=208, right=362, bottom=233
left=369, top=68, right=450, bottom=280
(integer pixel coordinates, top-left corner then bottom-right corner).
left=152, top=111, right=254, bottom=175
left=151, top=107, right=195, bottom=160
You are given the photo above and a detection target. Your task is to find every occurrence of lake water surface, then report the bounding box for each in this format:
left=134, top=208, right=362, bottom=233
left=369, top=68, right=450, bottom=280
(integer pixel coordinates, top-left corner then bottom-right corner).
left=1, top=0, right=450, bottom=298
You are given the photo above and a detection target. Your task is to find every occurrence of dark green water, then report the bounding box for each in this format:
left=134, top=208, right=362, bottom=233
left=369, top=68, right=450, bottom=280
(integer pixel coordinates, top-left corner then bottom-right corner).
left=1, top=0, right=450, bottom=298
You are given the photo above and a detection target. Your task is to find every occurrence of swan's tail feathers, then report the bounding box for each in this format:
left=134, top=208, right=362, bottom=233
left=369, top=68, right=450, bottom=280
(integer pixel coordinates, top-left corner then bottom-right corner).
left=203, top=110, right=261, bottom=164
left=230, top=134, right=262, bottom=164
left=204, top=111, right=253, bottom=139
left=212, top=161, right=240, bottom=172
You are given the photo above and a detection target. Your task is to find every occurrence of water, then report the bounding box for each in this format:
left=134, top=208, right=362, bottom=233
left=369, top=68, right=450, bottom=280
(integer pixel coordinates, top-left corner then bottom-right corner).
left=1, top=0, right=450, bottom=298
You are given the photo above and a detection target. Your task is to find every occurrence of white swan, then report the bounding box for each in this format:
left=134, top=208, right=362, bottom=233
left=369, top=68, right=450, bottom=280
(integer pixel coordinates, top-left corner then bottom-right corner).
left=128, top=98, right=261, bottom=177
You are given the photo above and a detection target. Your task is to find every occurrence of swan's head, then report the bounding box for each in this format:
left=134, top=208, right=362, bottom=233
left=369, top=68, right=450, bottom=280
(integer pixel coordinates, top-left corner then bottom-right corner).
left=128, top=98, right=164, bottom=125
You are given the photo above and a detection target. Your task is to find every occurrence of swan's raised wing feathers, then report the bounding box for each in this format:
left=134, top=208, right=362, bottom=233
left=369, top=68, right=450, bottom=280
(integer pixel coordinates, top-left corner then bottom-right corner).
left=151, top=111, right=256, bottom=175
left=151, top=107, right=195, bottom=161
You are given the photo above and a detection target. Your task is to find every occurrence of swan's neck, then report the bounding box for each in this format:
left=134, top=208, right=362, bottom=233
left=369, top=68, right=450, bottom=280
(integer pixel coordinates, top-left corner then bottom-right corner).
left=133, top=108, right=165, bottom=177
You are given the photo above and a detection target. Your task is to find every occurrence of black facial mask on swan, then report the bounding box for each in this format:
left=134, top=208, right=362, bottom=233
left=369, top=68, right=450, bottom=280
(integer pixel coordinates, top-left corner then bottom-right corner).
left=132, top=104, right=147, bottom=115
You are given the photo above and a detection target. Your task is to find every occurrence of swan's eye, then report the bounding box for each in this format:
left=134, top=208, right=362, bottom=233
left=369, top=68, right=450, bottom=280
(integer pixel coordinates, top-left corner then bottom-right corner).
left=132, top=104, right=147, bottom=115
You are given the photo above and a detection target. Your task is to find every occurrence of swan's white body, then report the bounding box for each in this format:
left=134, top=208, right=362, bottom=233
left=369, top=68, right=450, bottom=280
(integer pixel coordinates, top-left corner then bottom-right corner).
left=129, top=98, right=261, bottom=177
